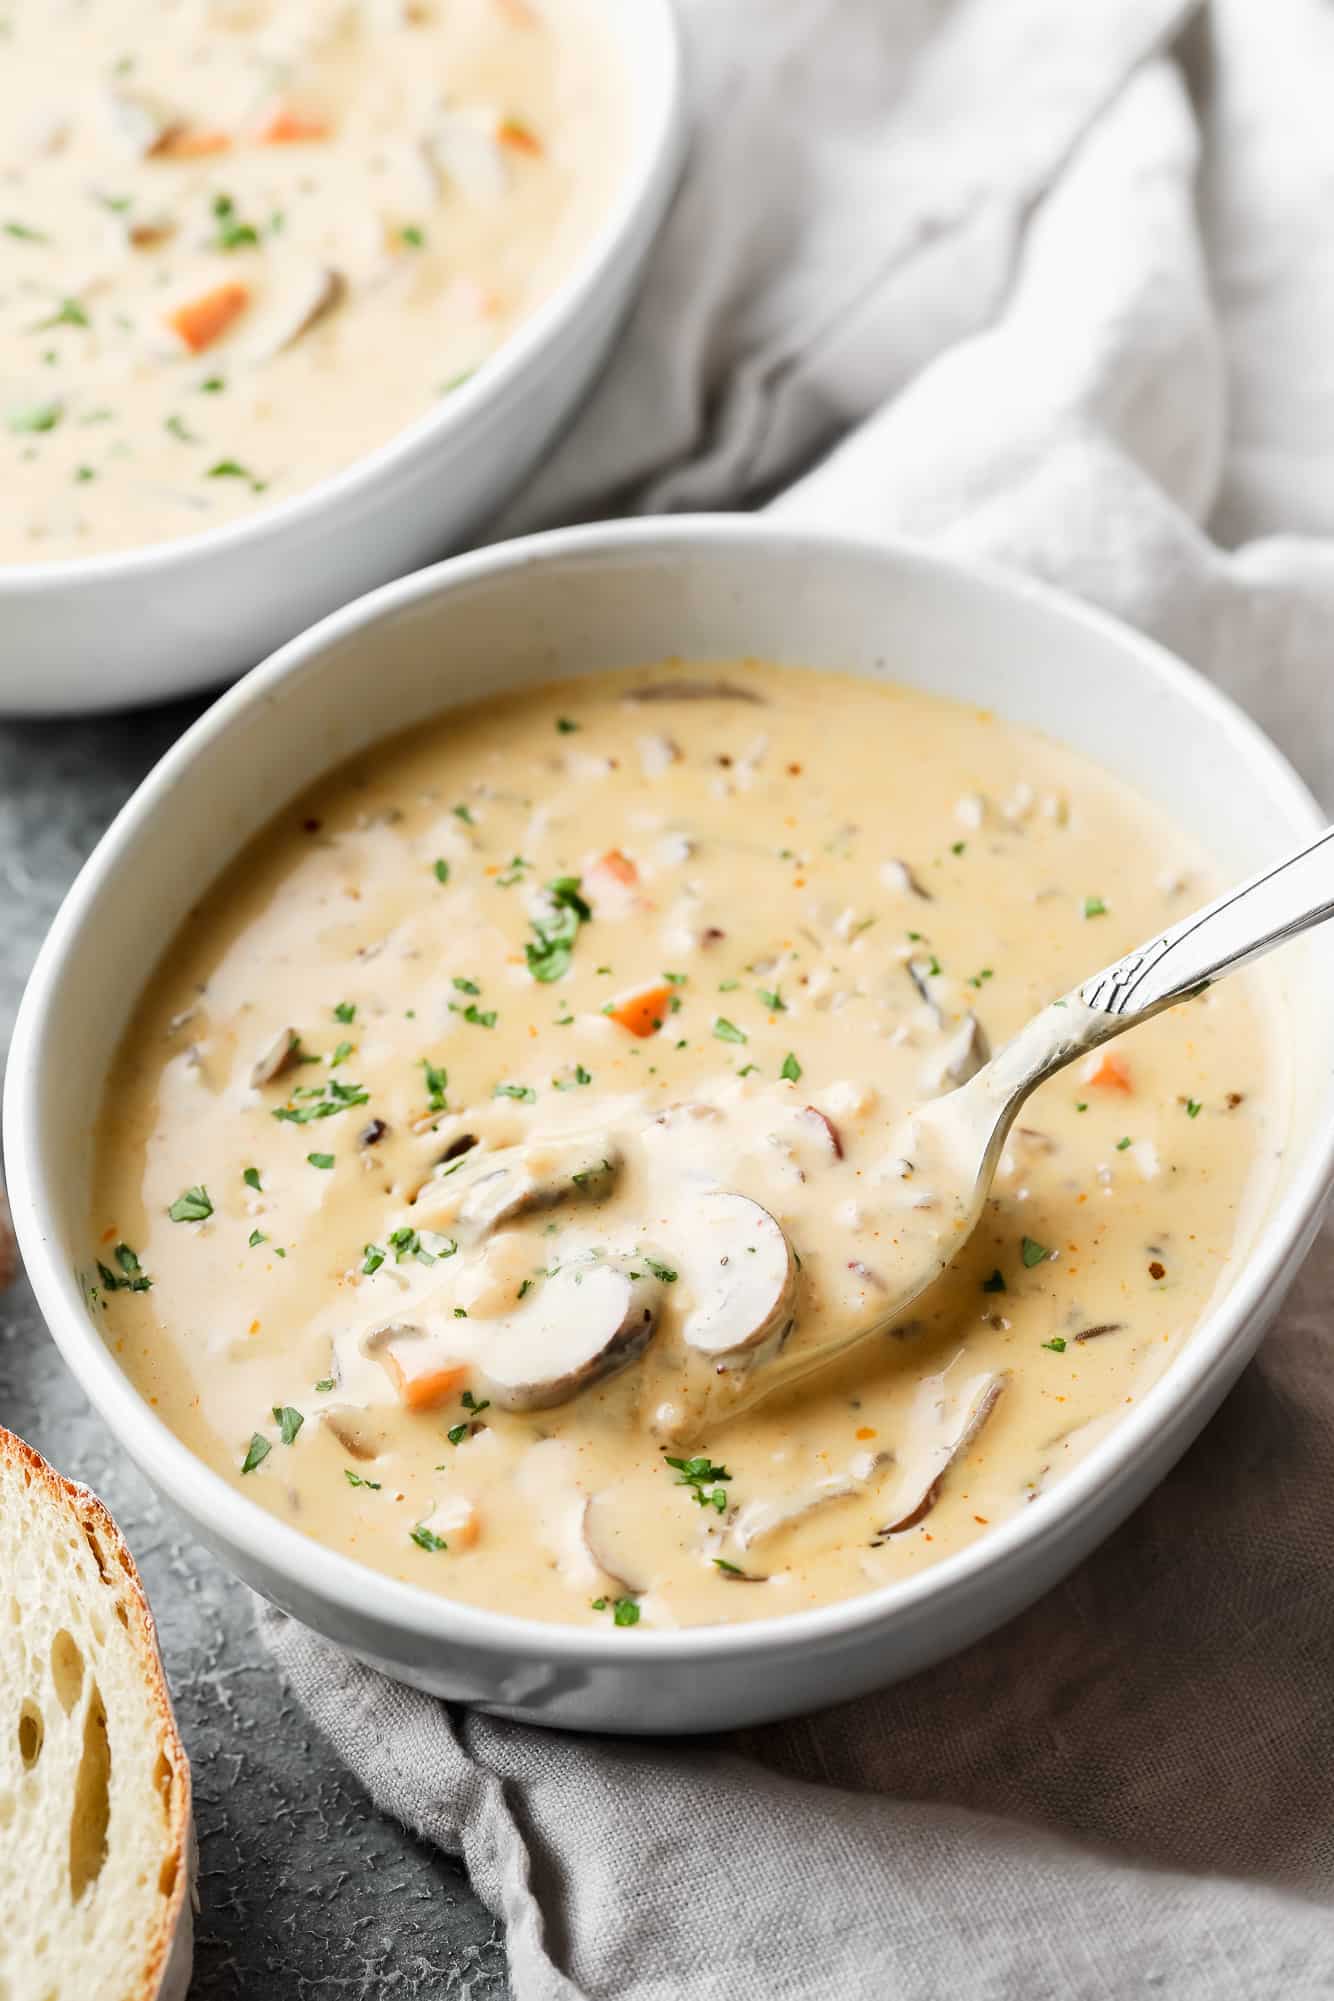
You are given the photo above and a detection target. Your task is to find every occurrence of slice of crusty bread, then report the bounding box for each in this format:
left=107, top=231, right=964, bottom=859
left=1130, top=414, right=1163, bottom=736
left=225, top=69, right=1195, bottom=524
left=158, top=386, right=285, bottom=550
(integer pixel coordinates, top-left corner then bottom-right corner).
left=0, top=1430, right=193, bottom=2001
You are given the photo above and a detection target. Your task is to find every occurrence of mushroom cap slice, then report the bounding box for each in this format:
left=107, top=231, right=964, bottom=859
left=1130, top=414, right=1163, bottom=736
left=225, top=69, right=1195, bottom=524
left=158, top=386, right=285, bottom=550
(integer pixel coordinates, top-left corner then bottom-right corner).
left=680, top=1192, right=797, bottom=1364
left=730, top=1453, right=890, bottom=1553
left=242, top=263, right=344, bottom=361
left=475, top=1255, right=663, bottom=1412
left=582, top=1487, right=651, bottom=1597
left=877, top=1369, right=1006, bottom=1536
left=249, top=1025, right=300, bottom=1089
left=419, top=1135, right=621, bottom=1237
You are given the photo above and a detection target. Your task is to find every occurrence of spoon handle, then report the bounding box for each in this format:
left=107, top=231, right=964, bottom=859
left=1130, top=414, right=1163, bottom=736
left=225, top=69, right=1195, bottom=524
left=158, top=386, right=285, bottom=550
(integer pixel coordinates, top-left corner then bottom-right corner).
left=1079, top=824, right=1334, bottom=1023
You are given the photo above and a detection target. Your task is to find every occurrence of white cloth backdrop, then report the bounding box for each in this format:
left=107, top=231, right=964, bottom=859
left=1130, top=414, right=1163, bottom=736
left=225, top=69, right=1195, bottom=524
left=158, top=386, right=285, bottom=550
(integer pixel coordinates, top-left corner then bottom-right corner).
left=262, top=2, right=1334, bottom=1993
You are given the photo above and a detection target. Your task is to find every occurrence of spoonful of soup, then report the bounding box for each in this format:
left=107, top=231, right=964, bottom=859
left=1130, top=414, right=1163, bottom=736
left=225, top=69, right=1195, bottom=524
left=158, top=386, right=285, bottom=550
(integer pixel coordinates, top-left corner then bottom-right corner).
left=675, top=821, right=1334, bottom=1432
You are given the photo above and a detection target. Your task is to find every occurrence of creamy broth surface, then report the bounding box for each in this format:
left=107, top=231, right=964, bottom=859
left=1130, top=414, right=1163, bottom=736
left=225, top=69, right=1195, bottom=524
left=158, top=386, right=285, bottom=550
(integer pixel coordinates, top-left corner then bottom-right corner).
left=0, top=0, right=624, bottom=562
left=92, top=663, right=1279, bottom=1630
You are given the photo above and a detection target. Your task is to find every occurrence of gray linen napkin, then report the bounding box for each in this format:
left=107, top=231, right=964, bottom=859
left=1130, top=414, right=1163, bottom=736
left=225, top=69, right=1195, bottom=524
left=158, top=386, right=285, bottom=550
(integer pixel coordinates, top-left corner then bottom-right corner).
left=261, top=2, right=1334, bottom=1993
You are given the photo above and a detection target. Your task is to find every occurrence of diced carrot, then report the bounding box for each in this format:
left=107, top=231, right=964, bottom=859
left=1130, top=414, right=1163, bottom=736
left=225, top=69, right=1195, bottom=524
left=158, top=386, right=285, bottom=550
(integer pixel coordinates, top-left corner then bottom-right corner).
left=606, top=981, right=673, bottom=1038
left=497, top=117, right=543, bottom=156
left=166, top=281, right=250, bottom=353
left=380, top=1353, right=470, bottom=1412
left=593, top=848, right=638, bottom=888
left=1083, top=1050, right=1133, bottom=1093
left=158, top=127, right=232, bottom=158
left=253, top=102, right=330, bottom=145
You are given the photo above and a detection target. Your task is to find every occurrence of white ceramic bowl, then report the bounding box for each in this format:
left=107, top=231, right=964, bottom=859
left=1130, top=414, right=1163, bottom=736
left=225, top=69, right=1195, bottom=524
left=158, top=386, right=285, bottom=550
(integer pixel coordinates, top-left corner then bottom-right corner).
left=8, top=518, right=1334, bottom=1733
left=0, top=1, right=682, bottom=719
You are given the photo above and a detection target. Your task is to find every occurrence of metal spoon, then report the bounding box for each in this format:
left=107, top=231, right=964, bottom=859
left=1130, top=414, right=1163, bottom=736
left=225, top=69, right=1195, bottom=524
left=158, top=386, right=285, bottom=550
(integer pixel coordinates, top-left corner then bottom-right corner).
left=698, top=823, right=1334, bottom=1427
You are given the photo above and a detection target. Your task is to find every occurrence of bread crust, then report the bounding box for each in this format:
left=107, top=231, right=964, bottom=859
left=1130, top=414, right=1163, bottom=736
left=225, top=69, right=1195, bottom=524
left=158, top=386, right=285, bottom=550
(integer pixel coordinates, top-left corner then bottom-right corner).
left=0, top=1426, right=194, bottom=2001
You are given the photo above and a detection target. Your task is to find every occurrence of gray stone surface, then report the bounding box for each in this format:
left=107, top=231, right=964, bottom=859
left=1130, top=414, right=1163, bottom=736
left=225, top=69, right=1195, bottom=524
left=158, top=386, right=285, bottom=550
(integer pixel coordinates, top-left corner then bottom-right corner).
left=0, top=702, right=509, bottom=2000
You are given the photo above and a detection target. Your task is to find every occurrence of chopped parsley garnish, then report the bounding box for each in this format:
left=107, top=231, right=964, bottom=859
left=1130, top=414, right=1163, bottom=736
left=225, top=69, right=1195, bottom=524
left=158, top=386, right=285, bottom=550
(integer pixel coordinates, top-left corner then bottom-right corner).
left=4, top=220, right=48, bottom=242
left=1083, top=896, right=1108, bottom=919
left=1021, top=1236, right=1051, bottom=1268
left=273, top=1405, right=304, bottom=1446
left=33, top=297, right=89, bottom=331
left=8, top=400, right=62, bottom=434
left=662, top=971, right=687, bottom=986
left=643, top=1257, right=678, bottom=1284
left=757, top=988, right=786, bottom=1012
left=165, top=412, right=197, bottom=443
left=96, top=1242, right=152, bottom=1293
left=388, top=1226, right=444, bottom=1265
left=1041, top=1337, right=1068, bottom=1353
left=1075, top=1101, right=1089, bottom=1113
left=273, top=1076, right=369, bottom=1123
left=494, top=1081, right=536, bottom=1102
left=1115, top=1136, right=1132, bottom=1151
left=410, top=1523, right=447, bottom=1552
left=571, top=1159, right=613, bottom=1191
left=330, top=1040, right=353, bottom=1067
left=241, top=1432, right=270, bottom=1474
left=498, top=856, right=531, bottom=886
left=167, top=1184, right=212, bottom=1223
left=314, top=1378, right=335, bottom=1392
left=717, top=979, right=739, bottom=992
left=344, top=1468, right=381, bottom=1490
left=446, top=1422, right=469, bottom=1446
left=780, top=1052, right=802, bottom=1083
left=554, top=1065, right=592, bottom=1090
left=612, top=1598, right=641, bottom=1628
left=713, top=1558, right=745, bottom=1577
left=421, top=1059, right=448, bottom=1111
left=452, top=802, right=474, bottom=824
left=555, top=716, right=579, bottom=733
left=433, top=858, right=450, bottom=884
left=200, top=376, right=225, bottom=393
left=713, top=1017, right=746, bottom=1045
left=525, top=876, right=591, bottom=984
left=211, top=192, right=260, bottom=251
left=981, top=1268, right=1007, bottom=1293
left=1185, top=1098, right=1202, bottom=1118
left=456, top=1002, right=497, bottom=1029
left=207, top=458, right=265, bottom=490
left=461, top=1390, right=488, bottom=1412
left=400, top=223, right=426, bottom=249
left=362, top=1244, right=386, bottom=1275
left=452, top=976, right=481, bottom=997
left=333, top=1001, right=356, bottom=1023
left=969, top=968, right=994, bottom=989
left=248, top=1229, right=267, bottom=1248
left=306, top=1151, right=335, bottom=1170
left=243, top=1165, right=262, bottom=1191
left=665, top=1454, right=732, bottom=1512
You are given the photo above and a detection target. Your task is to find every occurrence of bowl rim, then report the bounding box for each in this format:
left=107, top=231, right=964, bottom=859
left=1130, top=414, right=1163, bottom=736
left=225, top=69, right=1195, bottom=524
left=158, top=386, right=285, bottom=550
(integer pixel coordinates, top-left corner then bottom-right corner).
left=8, top=513, right=1333, bottom=1667
left=0, top=0, right=684, bottom=595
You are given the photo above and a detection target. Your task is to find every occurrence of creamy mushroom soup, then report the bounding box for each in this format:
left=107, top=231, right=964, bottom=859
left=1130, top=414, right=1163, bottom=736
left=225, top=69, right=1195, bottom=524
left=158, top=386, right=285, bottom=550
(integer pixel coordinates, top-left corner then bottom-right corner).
left=91, top=663, right=1279, bottom=1630
left=0, top=0, right=624, bottom=562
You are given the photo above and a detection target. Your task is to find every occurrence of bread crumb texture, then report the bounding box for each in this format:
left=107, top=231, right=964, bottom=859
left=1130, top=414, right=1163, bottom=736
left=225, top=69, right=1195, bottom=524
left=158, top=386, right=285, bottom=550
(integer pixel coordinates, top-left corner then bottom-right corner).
left=0, top=1430, right=193, bottom=2001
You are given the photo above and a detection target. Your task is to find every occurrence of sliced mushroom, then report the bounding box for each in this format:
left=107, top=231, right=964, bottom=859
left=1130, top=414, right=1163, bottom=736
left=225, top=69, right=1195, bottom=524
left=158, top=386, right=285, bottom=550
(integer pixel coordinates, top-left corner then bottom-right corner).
left=319, top=1407, right=390, bottom=1461
left=416, top=1134, right=621, bottom=1235
left=876, top=1369, right=1005, bottom=1536
left=582, top=1487, right=650, bottom=1597
left=249, top=1025, right=301, bottom=1088
left=730, top=1452, right=890, bottom=1552
left=242, top=264, right=344, bottom=362
left=680, top=1192, right=797, bottom=1364
left=627, top=680, right=766, bottom=705
left=799, top=1106, right=843, bottom=1158
left=475, top=1255, right=663, bottom=1412
left=920, top=1012, right=989, bottom=1092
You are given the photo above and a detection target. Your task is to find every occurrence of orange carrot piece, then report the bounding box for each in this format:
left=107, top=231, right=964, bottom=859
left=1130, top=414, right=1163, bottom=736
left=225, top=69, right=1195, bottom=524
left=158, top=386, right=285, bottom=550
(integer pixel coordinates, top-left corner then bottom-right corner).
left=496, top=0, right=539, bottom=25
left=165, top=281, right=250, bottom=353
left=159, top=127, right=232, bottom=158
left=606, top=981, right=673, bottom=1039
left=497, top=117, right=543, bottom=156
left=381, top=1353, right=470, bottom=1412
left=253, top=102, right=330, bottom=145
left=593, top=848, right=639, bottom=888
left=1085, top=1051, right=1133, bottom=1093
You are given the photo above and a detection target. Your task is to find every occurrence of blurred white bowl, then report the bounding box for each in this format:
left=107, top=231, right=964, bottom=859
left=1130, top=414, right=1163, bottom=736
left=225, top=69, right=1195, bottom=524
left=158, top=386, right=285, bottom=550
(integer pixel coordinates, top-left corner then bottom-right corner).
left=9, top=517, right=1334, bottom=1732
left=0, top=0, right=683, bottom=717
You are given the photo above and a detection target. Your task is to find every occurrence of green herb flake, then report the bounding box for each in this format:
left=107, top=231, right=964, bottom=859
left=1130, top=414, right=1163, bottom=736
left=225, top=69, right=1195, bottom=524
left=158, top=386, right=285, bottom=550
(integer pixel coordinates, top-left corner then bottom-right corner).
left=433, top=858, right=450, bottom=884
left=273, top=1405, right=304, bottom=1446
left=612, top=1598, right=641, bottom=1628
left=242, top=1166, right=262, bottom=1191
left=362, top=1244, right=386, bottom=1275
left=1041, top=1337, right=1068, bottom=1353
left=553, top=1064, right=592, bottom=1091
left=165, top=412, right=197, bottom=443
left=494, top=1082, right=536, bottom=1103
left=33, top=297, right=89, bottom=331
left=167, top=1184, right=213, bottom=1223
left=344, top=1468, right=381, bottom=1489
left=421, top=1059, right=448, bottom=1112
left=665, top=1454, right=732, bottom=1512
left=525, top=876, right=591, bottom=984
left=452, top=975, right=481, bottom=995
left=1115, top=1136, right=1132, bottom=1151
left=555, top=716, right=579, bottom=733
left=1083, top=896, right=1108, bottom=920
left=306, top=1151, right=335, bottom=1170
left=248, top=1229, right=267, bottom=1248
left=458, top=1003, right=497, bottom=1029
left=452, top=802, right=474, bottom=825
left=951, top=840, right=966, bottom=856
left=4, top=220, right=48, bottom=242
left=757, top=988, right=786, bottom=1013
left=410, top=1522, right=447, bottom=1552
left=1021, top=1236, right=1051, bottom=1268
left=314, top=1378, right=335, bottom=1392
left=8, top=400, right=62, bottom=434
left=96, top=1242, right=152, bottom=1293
left=446, top=1422, right=469, bottom=1446
left=333, top=1001, right=356, bottom=1023
left=241, top=1432, right=271, bottom=1474
left=200, top=375, right=225, bottom=393
left=1185, top=1098, right=1202, bottom=1119
left=330, top=1040, right=353, bottom=1068
left=714, top=1558, right=745, bottom=1576
left=981, top=1269, right=1007, bottom=1294
left=643, top=1257, right=678, bottom=1284
left=400, top=223, right=426, bottom=249
left=273, top=1077, right=369, bottom=1123
left=713, top=1017, right=747, bottom=1045
left=780, top=1052, right=802, bottom=1083
left=1075, top=1101, right=1089, bottom=1113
